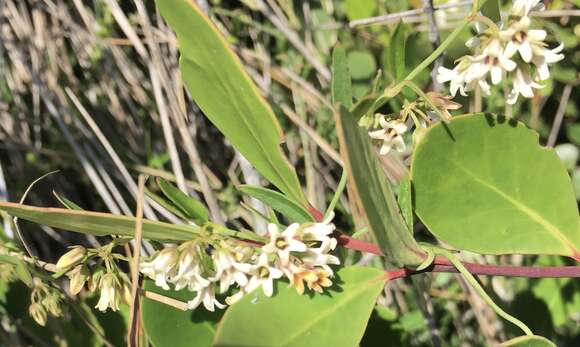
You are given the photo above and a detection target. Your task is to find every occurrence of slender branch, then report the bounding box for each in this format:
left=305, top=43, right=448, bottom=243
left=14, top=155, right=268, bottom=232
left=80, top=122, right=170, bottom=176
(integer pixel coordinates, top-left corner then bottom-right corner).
left=338, top=234, right=580, bottom=278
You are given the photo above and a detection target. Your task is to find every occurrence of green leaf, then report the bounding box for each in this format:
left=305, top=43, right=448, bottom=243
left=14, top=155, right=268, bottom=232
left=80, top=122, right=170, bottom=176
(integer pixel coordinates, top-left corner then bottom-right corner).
left=499, top=335, right=556, bottom=347
left=388, top=22, right=407, bottom=82
left=411, top=114, right=580, bottom=259
left=0, top=202, right=197, bottom=241
left=347, top=50, right=377, bottom=81
left=481, top=0, right=501, bottom=23
left=142, top=280, right=221, bottom=347
left=213, top=267, right=386, bottom=347
left=531, top=256, right=580, bottom=327
left=156, top=0, right=305, bottom=204
left=239, top=185, right=313, bottom=223
left=53, top=191, right=84, bottom=210
left=335, top=107, right=425, bottom=266
left=157, top=178, right=209, bottom=224
left=145, top=189, right=190, bottom=220
left=397, top=175, right=414, bottom=233
left=345, top=0, right=377, bottom=20
left=331, top=45, right=353, bottom=109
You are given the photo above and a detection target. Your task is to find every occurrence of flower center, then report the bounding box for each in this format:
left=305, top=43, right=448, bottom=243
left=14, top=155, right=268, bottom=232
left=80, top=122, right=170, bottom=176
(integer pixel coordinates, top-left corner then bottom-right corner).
left=258, top=266, right=270, bottom=278
left=275, top=237, right=288, bottom=250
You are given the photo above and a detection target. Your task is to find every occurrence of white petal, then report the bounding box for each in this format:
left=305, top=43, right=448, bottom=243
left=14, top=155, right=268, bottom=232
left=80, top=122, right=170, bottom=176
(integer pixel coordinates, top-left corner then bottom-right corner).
left=504, top=41, right=517, bottom=58
left=518, top=41, right=533, bottom=63
left=392, top=137, right=406, bottom=153
left=499, top=56, right=517, bottom=71
left=368, top=129, right=386, bottom=140
left=263, top=279, right=274, bottom=297
left=528, top=29, right=546, bottom=41
left=491, top=66, right=502, bottom=85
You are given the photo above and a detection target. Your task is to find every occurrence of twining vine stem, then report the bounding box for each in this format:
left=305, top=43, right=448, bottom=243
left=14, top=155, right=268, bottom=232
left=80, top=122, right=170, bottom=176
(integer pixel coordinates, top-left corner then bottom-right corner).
left=335, top=234, right=580, bottom=279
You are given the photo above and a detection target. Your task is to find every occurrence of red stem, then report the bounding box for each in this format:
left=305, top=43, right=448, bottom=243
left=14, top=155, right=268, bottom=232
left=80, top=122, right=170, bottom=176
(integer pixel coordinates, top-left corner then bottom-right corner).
left=336, top=233, right=580, bottom=279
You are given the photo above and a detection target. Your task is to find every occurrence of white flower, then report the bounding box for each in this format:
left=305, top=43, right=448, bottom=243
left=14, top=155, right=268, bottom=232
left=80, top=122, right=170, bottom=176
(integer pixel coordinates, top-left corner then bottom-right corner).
left=469, top=38, right=517, bottom=85
left=302, top=212, right=338, bottom=251
left=140, top=246, right=179, bottom=290
left=95, top=273, right=121, bottom=312
left=531, top=43, right=564, bottom=81
left=262, top=223, right=307, bottom=265
left=245, top=254, right=283, bottom=297
left=187, top=285, right=225, bottom=312
left=170, top=243, right=210, bottom=291
left=211, top=248, right=251, bottom=294
left=368, top=117, right=407, bottom=155
left=507, top=67, right=543, bottom=104
left=303, top=245, right=340, bottom=276
left=511, top=0, right=544, bottom=17
left=502, top=16, right=547, bottom=63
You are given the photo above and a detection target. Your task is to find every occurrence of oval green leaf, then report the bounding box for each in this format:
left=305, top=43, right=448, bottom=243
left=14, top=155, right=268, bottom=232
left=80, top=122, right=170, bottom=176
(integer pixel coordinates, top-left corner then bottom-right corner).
left=0, top=202, right=197, bottom=241
left=239, top=185, right=313, bottom=223
left=412, top=114, right=580, bottom=259
left=499, top=335, right=556, bottom=347
left=155, top=0, right=305, bottom=204
left=142, top=280, right=222, bottom=347
left=213, top=267, right=386, bottom=347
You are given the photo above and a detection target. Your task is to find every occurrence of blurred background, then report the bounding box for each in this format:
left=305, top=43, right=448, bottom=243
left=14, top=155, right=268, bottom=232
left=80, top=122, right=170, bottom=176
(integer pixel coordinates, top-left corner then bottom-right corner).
left=0, top=0, right=578, bottom=346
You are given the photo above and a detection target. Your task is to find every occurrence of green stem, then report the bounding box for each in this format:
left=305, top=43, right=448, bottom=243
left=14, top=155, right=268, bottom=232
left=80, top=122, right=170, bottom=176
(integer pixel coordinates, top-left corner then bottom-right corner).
left=324, top=169, right=348, bottom=220
left=435, top=248, right=533, bottom=336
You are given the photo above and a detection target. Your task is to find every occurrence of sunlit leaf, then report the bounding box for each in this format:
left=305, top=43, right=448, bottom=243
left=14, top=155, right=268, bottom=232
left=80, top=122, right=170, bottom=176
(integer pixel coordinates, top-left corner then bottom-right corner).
left=412, top=114, right=580, bottom=259
left=0, top=202, right=197, bottom=241
left=156, top=0, right=305, bottom=204
left=214, top=267, right=386, bottom=347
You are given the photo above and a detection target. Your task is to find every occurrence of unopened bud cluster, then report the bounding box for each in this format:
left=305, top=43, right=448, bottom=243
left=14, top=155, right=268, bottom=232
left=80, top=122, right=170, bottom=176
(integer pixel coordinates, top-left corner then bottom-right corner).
left=368, top=92, right=460, bottom=155
left=55, top=244, right=131, bottom=313
left=140, top=214, right=340, bottom=311
left=28, top=278, right=64, bottom=326
left=437, top=0, right=564, bottom=104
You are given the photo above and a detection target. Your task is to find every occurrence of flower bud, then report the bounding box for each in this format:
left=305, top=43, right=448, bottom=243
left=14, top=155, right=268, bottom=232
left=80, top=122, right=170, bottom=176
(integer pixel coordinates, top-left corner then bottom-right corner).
left=88, top=268, right=105, bottom=292
left=29, top=302, right=47, bottom=326
left=55, top=246, right=86, bottom=270
left=68, top=265, right=89, bottom=295
left=43, top=292, right=63, bottom=317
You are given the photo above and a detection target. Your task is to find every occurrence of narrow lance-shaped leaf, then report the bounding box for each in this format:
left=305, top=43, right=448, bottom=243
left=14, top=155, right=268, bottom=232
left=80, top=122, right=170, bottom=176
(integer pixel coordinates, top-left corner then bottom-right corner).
left=239, top=185, right=313, bottom=223
left=213, top=267, right=387, bottom=347
left=335, top=107, right=425, bottom=266
left=155, top=0, right=306, bottom=204
left=389, top=22, right=407, bottom=82
left=331, top=44, right=353, bottom=108
left=397, top=174, right=414, bottom=233
left=412, top=114, right=580, bottom=260
left=157, top=178, right=209, bottom=224
left=0, top=202, right=197, bottom=241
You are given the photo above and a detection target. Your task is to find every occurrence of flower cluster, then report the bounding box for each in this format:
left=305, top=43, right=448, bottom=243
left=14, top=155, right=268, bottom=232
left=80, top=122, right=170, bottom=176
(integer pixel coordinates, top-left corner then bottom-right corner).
left=28, top=278, right=64, bottom=326
left=140, top=214, right=340, bottom=311
left=437, top=0, right=564, bottom=104
left=55, top=244, right=131, bottom=313
left=368, top=92, right=461, bottom=155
